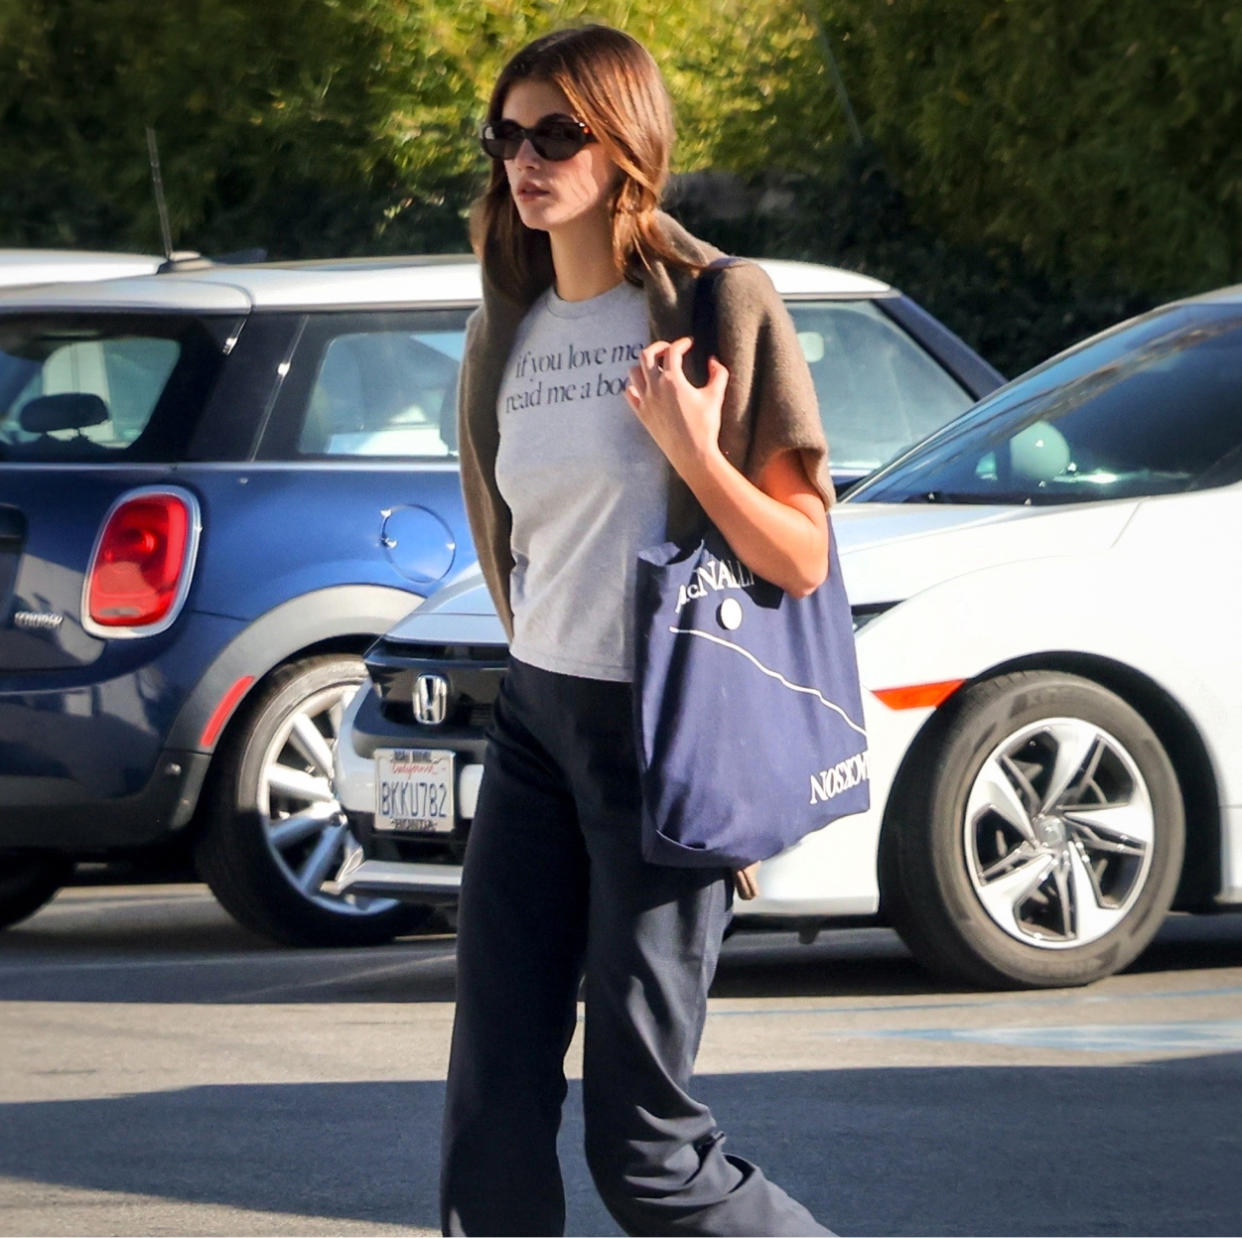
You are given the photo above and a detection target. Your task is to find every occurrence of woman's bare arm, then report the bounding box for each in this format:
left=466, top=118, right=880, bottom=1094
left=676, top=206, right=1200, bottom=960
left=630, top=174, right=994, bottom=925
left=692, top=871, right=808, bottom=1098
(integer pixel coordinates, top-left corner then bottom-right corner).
left=626, top=336, right=828, bottom=596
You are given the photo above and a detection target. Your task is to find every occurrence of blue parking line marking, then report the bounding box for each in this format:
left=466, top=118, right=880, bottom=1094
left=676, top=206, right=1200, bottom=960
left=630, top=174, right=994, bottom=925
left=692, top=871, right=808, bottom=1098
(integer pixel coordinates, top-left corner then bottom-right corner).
left=865, top=1019, right=1242, bottom=1054
left=706, top=985, right=1242, bottom=1020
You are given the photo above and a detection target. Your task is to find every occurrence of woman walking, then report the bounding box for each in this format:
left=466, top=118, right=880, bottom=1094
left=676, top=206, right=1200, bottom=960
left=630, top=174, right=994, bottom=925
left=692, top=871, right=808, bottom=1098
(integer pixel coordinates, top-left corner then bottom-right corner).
left=443, top=24, right=834, bottom=1237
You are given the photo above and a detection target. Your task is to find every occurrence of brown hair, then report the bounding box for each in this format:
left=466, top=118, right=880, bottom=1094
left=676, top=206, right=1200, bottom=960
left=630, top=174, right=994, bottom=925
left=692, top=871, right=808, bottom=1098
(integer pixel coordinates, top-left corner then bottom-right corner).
left=470, top=24, right=699, bottom=303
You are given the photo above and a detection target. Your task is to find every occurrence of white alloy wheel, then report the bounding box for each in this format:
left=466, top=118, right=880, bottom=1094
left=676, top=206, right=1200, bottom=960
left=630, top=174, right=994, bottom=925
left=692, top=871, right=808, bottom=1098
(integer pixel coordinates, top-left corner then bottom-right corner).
left=963, top=717, right=1154, bottom=949
left=254, top=677, right=390, bottom=916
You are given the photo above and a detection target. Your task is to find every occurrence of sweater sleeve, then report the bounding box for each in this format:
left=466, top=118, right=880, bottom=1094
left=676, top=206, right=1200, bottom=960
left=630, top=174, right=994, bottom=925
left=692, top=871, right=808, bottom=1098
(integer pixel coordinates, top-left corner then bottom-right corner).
left=456, top=307, right=517, bottom=638
left=713, top=261, right=835, bottom=509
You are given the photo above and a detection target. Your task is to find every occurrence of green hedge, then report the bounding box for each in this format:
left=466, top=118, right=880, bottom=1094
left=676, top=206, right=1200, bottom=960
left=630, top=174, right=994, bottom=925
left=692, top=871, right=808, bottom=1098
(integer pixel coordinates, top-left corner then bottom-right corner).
left=816, top=0, right=1242, bottom=303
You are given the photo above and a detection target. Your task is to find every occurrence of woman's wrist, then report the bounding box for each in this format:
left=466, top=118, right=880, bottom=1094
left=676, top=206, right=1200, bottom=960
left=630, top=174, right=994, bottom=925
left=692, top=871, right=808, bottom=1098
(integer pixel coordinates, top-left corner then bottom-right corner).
left=668, top=435, right=728, bottom=492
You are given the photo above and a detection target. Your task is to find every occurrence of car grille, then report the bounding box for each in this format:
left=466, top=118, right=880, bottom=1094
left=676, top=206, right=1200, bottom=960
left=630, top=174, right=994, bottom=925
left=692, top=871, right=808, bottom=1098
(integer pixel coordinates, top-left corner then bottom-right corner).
left=379, top=696, right=495, bottom=730
left=364, top=638, right=505, bottom=732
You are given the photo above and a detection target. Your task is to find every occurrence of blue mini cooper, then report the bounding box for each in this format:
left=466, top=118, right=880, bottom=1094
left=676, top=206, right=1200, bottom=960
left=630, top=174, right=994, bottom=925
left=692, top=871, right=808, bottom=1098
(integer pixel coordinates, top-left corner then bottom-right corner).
left=0, top=257, right=481, bottom=945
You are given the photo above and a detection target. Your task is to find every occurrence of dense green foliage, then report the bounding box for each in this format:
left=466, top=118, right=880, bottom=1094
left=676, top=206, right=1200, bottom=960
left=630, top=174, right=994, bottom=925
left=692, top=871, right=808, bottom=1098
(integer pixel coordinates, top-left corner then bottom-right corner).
left=1, top=0, right=1238, bottom=373
left=822, top=0, right=1242, bottom=299
left=1, top=0, right=479, bottom=255
left=0, top=0, right=833, bottom=255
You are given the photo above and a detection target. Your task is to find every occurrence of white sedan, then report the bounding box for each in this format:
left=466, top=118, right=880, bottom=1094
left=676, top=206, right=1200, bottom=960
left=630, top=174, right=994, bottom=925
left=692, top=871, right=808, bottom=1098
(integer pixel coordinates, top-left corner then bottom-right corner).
left=338, top=284, right=1242, bottom=988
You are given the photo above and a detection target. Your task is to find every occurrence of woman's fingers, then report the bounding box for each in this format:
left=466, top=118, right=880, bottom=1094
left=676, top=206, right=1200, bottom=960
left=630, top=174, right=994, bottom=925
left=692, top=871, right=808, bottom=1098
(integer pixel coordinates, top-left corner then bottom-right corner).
left=631, top=338, right=693, bottom=396
left=628, top=342, right=660, bottom=406
left=639, top=339, right=671, bottom=374
left=655, top=337, right=693, bottom=385
left=628, top=339, right=733, bottom=425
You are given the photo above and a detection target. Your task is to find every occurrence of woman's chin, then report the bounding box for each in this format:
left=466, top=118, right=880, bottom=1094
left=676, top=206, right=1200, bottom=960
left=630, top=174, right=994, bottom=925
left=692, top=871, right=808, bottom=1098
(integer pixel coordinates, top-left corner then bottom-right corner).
left=516, top=206, right=558, bottom=233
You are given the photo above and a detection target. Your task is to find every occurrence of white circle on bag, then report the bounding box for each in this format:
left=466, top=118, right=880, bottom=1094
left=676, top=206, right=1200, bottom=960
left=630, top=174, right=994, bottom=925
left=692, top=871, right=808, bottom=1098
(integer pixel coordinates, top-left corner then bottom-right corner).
left=718, top=597, right=743, bottom=631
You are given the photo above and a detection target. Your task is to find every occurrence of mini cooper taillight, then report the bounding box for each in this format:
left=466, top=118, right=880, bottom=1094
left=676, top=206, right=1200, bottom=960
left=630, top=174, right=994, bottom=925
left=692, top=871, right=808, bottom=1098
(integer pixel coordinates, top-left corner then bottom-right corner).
left=83, top=488, right=201, bottom=637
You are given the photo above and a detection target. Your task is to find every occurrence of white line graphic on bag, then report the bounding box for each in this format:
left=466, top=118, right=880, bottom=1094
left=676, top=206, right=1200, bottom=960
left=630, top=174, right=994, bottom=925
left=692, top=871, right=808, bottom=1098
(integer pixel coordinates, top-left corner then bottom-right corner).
left=666, top=626, right=868, bottom=737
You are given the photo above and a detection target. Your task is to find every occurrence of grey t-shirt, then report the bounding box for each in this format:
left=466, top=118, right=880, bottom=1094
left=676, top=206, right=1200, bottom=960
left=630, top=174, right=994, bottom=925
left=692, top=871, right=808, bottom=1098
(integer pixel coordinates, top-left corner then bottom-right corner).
left=495, top=280, right=668, bottom=682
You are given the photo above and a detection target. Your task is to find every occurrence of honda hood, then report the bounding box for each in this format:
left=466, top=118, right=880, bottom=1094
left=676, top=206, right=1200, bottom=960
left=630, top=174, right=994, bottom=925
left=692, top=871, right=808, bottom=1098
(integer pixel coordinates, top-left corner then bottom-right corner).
left=833, top=500, right=1139, bottom=605
left=384, top=565, right=506, bottom=647
left=380, top=500, right=1140, bottom=647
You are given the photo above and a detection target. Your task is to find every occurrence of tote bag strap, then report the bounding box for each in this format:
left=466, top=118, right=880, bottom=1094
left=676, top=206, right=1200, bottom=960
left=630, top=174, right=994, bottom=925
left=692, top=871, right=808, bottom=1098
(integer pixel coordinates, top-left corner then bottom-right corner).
left=689, top=255, right=742, bottom=388
left=674, top=256, right=743, bottom=542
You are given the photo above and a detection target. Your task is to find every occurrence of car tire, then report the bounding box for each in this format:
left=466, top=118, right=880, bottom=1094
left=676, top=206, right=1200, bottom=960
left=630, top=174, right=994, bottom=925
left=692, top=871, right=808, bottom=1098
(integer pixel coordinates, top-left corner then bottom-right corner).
left=0, top=852, right=73, bottom=930
left=195, top=654, right=433, bottom=947
left=880, top=671, right=1185, bottom=989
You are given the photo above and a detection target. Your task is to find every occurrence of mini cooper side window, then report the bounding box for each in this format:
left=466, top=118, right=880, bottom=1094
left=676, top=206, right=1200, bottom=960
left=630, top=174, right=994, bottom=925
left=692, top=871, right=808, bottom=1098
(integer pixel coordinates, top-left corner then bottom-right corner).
left=301, top=331, right=461, bottom=458
left=260, top=310, right=471, bottom=462
left=787, top=301, right=973, bottom=475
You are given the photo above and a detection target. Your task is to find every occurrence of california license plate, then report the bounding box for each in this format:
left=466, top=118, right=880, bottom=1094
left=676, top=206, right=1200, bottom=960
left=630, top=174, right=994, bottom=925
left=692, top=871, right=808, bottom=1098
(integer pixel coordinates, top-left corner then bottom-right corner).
left=374, top=748, right=454, bottom=833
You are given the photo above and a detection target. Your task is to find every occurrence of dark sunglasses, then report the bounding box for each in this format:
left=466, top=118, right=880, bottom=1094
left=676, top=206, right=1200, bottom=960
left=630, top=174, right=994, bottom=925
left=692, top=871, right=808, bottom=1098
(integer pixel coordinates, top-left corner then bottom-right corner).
left=479, top=114, right=595, bottom=162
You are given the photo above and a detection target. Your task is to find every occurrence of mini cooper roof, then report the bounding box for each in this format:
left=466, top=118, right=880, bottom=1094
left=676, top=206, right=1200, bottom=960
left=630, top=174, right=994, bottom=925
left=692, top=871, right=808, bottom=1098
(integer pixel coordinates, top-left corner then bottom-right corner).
left=0, top=254, right=893, bottom=315
left=0, top=249, right=163, bottom=289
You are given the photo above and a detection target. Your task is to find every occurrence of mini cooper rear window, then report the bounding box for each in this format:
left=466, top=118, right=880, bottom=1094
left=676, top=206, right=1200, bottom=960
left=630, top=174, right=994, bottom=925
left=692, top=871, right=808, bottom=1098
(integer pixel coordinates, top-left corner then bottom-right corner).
left=0, top=314, right=238, bottom=462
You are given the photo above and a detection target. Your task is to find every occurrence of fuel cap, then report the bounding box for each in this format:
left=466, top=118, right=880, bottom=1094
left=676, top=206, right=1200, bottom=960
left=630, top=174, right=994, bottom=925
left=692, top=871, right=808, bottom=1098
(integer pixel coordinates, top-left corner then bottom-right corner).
left=379, top=505, right=456, bottom=585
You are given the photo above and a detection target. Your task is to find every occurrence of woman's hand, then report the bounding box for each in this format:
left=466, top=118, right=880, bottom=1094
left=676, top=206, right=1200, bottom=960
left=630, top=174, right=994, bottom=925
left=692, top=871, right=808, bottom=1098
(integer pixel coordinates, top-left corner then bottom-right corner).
left=625, top=337, right=730, bottom=477
left=627, top=336, right=828, bottom=597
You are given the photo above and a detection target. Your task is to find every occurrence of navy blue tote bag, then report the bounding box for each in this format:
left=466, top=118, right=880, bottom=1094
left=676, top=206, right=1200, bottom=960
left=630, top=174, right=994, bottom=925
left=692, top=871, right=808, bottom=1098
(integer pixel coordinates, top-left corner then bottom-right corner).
left=632, top=259, right=870, bottom=869
left=633, top=523, right=870, bottom=868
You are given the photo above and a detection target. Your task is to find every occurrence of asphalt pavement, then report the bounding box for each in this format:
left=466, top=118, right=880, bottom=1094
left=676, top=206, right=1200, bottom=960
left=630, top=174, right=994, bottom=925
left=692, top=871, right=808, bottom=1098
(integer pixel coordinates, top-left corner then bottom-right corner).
left=2, top=884, right=1242, bottom=1236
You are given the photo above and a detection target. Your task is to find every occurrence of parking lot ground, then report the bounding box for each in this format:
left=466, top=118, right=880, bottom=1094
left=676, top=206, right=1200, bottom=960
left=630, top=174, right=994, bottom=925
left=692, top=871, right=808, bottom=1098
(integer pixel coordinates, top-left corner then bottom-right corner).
left=2, top=884, right=1242, bottom=1236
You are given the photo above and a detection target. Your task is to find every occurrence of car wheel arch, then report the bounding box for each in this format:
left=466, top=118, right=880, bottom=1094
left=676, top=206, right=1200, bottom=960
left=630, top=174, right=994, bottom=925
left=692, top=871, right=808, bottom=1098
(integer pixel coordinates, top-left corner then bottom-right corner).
left=165, top=584, right=424, bottom=760
left=877, top=651, right=1221, bottom=922
left=197, top=636, right=369, bottom=762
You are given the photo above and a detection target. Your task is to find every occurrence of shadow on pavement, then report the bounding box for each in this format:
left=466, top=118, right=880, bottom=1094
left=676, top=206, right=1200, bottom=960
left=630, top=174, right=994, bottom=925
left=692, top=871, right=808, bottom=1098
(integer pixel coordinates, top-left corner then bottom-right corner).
left=711, top=926, right=954, bottom=1000
left=3, top=1055, right=1242, bottom=1236
left=1122, top=912, right=1242, bottom=975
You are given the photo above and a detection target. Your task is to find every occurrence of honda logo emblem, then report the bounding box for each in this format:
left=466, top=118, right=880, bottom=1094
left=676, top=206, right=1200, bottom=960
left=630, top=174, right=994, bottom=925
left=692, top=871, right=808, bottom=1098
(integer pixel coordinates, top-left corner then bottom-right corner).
left=413, top=673, right=449, bottom=726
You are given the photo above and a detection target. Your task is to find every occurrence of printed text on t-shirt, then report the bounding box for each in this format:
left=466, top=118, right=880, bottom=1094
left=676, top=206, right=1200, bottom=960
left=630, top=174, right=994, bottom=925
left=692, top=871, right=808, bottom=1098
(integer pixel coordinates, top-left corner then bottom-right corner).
left=505, top=340, right=645, bottom=414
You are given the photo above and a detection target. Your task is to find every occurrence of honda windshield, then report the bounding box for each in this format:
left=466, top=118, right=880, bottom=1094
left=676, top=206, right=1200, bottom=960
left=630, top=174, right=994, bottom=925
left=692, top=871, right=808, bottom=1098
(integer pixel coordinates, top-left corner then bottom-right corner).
left=848, top=302, right=1242, bottom=505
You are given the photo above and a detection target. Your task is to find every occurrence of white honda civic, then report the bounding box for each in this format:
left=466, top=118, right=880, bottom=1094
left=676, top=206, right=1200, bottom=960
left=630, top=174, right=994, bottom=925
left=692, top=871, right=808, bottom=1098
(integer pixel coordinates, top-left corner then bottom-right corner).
left=337, top=284, right=1242, bottom=988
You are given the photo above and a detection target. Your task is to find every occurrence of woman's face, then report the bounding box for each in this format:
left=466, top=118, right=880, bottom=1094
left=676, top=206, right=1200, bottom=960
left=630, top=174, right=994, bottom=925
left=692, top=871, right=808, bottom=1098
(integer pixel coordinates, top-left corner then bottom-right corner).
left=500, top=79, right=617, bottom=238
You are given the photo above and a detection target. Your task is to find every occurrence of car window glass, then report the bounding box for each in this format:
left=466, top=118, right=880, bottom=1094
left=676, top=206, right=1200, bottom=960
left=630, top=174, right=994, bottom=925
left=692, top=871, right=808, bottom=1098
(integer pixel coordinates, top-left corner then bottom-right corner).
left=852, top=304, right=1242, bottom=504
left=787, top=301, right=973, bottom=474
left=0, top=316, right=231, bottom=462
left=287, top=316, right=468, bottom=460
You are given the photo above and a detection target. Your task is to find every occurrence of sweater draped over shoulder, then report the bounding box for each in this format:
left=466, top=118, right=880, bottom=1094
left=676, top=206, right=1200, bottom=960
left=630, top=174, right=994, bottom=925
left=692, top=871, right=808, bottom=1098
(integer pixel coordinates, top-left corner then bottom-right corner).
left=456, top=215, right=833, bottom=637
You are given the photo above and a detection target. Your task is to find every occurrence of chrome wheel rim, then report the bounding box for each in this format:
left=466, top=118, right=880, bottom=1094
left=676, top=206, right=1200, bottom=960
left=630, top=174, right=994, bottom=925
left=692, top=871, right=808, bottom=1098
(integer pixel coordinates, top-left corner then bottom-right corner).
left=963, top=717, right=1154, bottom=949
left=256, top=677, right=400, bottom=918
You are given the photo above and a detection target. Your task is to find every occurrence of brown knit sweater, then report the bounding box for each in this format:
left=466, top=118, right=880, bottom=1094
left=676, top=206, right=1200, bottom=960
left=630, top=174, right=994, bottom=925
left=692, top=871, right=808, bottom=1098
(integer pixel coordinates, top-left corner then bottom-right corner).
left=457, top=215, right=833, bottom=637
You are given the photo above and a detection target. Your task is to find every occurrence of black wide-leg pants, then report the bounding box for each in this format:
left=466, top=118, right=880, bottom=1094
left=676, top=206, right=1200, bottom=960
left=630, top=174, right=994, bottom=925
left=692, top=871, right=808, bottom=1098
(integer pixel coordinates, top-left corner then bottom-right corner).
left=440, top=658, right=828, bottom=1237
